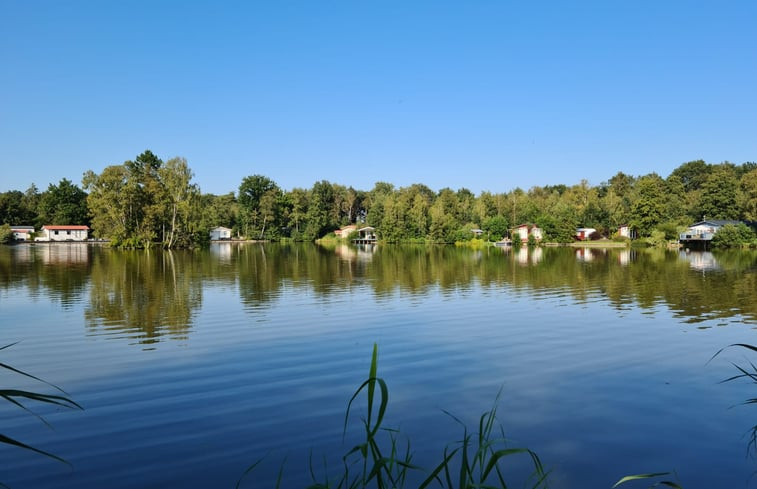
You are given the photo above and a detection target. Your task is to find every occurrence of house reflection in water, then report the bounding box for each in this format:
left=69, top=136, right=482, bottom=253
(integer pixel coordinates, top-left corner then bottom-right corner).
left=575, top=247, right=608, bottom=263
left=39, top=243, right=90, bottom=264
left=210, top=242, right=233, bottom=262
left=515, top=246, right=543, bottom=265
left=679, top=250, right=720, bottom=272
left=335, top=244, right=376, bottom=262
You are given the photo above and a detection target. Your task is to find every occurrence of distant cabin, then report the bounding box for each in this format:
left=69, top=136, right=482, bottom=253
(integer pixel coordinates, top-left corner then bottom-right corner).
left=679, top=220, right=745, bottom=246
left=618, top=225, right=636, bottom=239
left=575, top=227, right=597, bottom=241
left=11, top=226, right=34, bottom=241
left=470, top=228, right=484, bottom=237
left=334, top=224, right=357, bottom=239
left=353, top=226, right=377, bottom=244
left=36, top=225, right=89, bottom=242
left=513, top=224, right=543, bottom=243
left=209, top=226, right=232, bottom=241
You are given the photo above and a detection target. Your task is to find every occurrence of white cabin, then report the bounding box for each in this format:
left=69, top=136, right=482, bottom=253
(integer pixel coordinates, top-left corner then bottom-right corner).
left=11, top=226, right=35, bottom=241
left=37, top=225, right=89, bottom=242
left=209, top=226, right=232, bottom=241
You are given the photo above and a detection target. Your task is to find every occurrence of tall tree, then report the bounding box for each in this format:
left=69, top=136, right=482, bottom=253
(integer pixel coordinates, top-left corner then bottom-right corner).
left=670, top=159, right=711, bottom=192
left=698, top=164, right=741, bottom=220
left=303, top=180, right=336, bottom=240
left=238, top=175, right=278, bottom=238
left=740, top=168, right=757, bottom=221
left=38, top=178, right=89, bottom=225
left=159, top=157, right=199, bottom=248
left=630, top=173, right=667, bottom=236
left=83, top=165, right=130, bottom=241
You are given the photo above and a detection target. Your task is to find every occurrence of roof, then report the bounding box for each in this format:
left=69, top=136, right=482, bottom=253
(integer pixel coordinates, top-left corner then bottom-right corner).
left=358, top=226, right=375, bottom=232
left=42, top=225, right=89, bottom=230
left=11, top=226, right=34, bottom=230
left=211, top=226, right=232, bottom=231
left=688, top=220, right=743, bottom=227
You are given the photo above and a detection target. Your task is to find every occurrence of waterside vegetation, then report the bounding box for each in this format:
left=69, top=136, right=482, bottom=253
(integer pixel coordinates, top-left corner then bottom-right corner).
left=2, top=153, right=757, bottom=248
left=237, top=344, right=688, bottom=488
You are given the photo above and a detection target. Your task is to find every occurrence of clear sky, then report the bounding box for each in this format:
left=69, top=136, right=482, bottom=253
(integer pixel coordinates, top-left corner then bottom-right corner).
left=1, top=1, right=755, bottom=195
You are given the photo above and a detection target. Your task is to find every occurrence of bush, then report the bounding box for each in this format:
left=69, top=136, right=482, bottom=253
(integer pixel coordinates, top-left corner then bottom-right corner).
left=712, top=223, right=756, bottom=249
left=0, top=224, right=13, bottom=244
left=642, top=230, right=667, bottom=248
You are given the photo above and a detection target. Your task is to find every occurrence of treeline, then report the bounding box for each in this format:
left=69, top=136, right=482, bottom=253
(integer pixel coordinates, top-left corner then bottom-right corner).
left=1, top=151, right=757, bottom=247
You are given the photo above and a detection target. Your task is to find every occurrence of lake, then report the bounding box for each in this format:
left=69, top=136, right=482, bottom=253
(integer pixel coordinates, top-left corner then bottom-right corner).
left=1, top=242, right=756, bottom=488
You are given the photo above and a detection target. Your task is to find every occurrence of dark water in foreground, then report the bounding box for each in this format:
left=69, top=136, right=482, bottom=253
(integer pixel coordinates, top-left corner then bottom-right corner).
left=1, top=243, right=756, bottom=488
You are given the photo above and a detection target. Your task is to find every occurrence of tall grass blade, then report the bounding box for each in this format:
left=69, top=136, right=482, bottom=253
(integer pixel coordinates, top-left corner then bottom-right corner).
left=612, top=472, right=682, bottom=488
left=0, top=433, right=70, bottom=466
left=236, top=455, right=267, bottom=489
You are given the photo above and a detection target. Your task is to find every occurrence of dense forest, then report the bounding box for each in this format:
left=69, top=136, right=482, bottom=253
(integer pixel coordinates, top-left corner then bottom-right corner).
left=1, top=150, right=756, bottom=247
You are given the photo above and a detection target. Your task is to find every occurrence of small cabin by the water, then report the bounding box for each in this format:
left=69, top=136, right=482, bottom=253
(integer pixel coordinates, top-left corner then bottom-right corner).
left=575, top=228, right=597, bottom=241
left=679, top=220, right=747, bottom=249
left=618, top=225, right=636, bottom=239
left=679, top=220, right=741, bottom=242
left=36, top=225, right=89, bottom=242
left=512, top=224, right=543, bottom=243
left=353, top=226, right=377, bottom=244
left=334, top=224, right=358, bottom=239
left=11, top=226, right=34, bottom=241
left=209, top=226, right=232, bottom=241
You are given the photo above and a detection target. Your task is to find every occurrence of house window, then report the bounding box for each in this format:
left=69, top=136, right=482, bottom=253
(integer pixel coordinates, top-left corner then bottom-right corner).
left=67, top=230, right=71, bottom=235
left=54, top=230, right=59, bottom=235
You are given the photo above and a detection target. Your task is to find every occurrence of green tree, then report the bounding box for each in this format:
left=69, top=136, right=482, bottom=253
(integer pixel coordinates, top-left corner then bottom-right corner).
left=303, top=180, right=336, bottom=240
left=0, top=191, right=25, bottom=225
left=159, top=157, right=200, bottom=248
left=238, top=175, right=278, bottom=238
left=0, top=223, right=13, bottom=244
left=482, top=215, right=509, bottom=240
left=200, top=192, right=239, bottom=234
left=82, top=165, right=130, bottom=241
left=38, top=178, right=89, bottom=225
left=365, top=182, right=394, bottom=228
left=285, top=188, right=309, bottom=238
left=740, top=168, right=757, bottom=221
left=699, top=164, right=741, bottom=220
left=630, top=173, right=667, bottom=237
left=429, top=188, right=459, bottom=242
left=670, top=159, right=711, bottom=192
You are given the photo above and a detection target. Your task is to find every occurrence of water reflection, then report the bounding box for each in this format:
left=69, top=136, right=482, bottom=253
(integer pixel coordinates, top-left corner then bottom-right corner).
left=2, top=244, right=757, bottom=342
left=679, top=250, right=721, bottom=272
left=0, top=244, right=91, bottom=306
left=84, top=250, right=202, bottom=345
left=210, top=241, right=233, bottom=263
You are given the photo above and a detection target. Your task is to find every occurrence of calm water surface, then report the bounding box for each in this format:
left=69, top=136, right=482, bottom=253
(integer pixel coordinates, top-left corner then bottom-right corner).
left=1, top=243, right=756, bottom=488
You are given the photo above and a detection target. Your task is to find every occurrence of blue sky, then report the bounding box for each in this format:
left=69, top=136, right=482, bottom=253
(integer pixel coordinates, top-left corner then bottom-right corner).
left=1, top=1, right=755, bottom=195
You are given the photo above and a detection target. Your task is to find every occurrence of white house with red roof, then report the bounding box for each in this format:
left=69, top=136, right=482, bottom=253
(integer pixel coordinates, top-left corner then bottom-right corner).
left=334, top=224, right=358, bottom=238
left=512, top=224, right=543, bottom=243
left=36, top=225, right=89, bottom=242
left=10, top=226, right=35, bottom=241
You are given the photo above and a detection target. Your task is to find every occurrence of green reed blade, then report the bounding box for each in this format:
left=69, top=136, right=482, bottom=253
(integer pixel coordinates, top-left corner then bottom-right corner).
left=0, top=433, right=70, bottom=467
left=235, top=454, right=267, bottom=489
left=417, top=447, right=459, bottom=489
left=0, top=359, right=69, bottom=396
left=612, top=472, right=680, bottom=488
left=0, top=389, right=82, bottom=410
